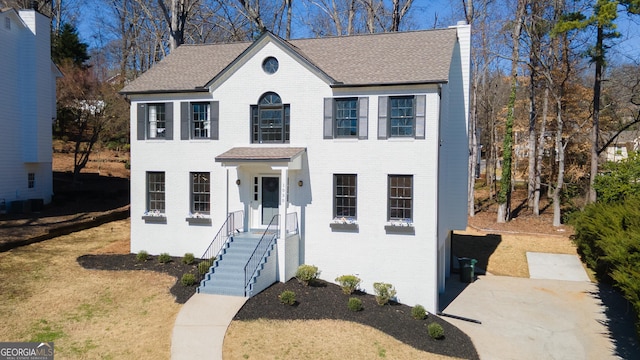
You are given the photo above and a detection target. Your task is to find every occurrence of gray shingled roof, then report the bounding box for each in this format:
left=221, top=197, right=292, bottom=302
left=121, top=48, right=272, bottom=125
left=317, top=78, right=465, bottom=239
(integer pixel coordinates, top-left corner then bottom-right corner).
left=215, top=147, right=306, bottom=162
left=121, top=28, right=458, bottom=94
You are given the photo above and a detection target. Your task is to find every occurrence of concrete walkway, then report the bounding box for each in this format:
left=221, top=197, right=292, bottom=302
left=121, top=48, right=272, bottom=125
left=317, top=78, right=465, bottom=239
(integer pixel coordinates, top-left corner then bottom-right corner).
left=440, top=253, right=640, bottom=360
left=171, top=253, right=640, bottom=359
left=171, top=293, right=247, bottom=360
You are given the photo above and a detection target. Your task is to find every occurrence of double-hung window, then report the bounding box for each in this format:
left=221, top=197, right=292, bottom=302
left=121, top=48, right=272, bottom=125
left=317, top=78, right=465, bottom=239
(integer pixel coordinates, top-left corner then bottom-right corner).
left=27, top=173, right=35, bottom=188
left=180, top=101, right=219, bottom=140
left=388, top=175, right=413, bottom=221
left=378, top=95, right=426, bottom=139
left=389, top=96, right=414, bottom=137
left=251, top=92, right=290, bottom=143
left=148, top=104, right=166, bottom=138
left=137, top=103, right=173, bottom=140
left=334, top=174, right=357, bottom=219
left=191, top=172, right=210, bottom=214
left=335, top=98, right=358, bottom=137
left=191, top=103, right=209, bottom=138
left=147, top=172, right=165, bottom=213
left=324, top=97, right=368, bottom=139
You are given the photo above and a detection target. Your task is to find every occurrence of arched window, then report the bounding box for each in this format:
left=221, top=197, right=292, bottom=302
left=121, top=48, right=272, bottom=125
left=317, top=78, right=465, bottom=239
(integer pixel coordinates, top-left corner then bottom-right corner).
left=251, top=92, right=290, bottom=143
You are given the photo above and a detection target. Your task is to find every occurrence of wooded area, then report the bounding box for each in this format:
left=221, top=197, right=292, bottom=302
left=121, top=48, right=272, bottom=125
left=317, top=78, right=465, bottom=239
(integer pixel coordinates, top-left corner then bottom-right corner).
left=2, top=0, right=639, bottom=225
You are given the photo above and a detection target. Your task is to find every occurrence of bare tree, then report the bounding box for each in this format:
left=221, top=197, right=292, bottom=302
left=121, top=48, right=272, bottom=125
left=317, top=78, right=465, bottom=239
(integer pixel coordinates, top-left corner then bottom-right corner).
left=497, top=0, right=527, bottom=223
left=303, top=0, right=360, bottom=36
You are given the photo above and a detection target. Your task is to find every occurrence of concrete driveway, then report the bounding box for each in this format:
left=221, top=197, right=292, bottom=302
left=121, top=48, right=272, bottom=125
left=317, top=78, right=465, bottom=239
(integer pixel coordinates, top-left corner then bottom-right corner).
left=440, top=273, right=640, bottom=359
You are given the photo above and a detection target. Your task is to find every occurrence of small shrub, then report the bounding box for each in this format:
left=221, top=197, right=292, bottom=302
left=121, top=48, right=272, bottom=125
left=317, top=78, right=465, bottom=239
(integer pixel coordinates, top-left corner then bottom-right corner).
left=279, top=290, right=296, bottom=305
left=198, top=259, right=213, bottom=274
left=428, top=322, right=444, bottom=340
left=181, top=273, right=196, bottom=286
left=295, top=264, right=320, bottom=286
left=158, top=253, right=172, bottom=264
left=335, top=274, right=361, bottom=295
left=182, top=253, right=195, bottom=265
left=412, top=304, right=427, bottom=320
left=124, top=160, right=131, bottom=170
left=136, top=250, right=149, bottom=262
left=373, top=282, right=397, bottom=306
left=347, top=297, right=363, bottom=312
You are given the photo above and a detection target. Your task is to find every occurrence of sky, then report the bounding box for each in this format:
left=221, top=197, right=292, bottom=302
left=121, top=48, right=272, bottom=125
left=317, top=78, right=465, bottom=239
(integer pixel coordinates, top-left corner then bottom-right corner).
left=75, top=0, right=640, bottom=64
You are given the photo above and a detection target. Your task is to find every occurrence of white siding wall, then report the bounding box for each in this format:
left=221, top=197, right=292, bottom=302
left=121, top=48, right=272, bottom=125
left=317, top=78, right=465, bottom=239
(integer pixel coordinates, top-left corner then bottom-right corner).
left=130, top=31, right=470, bottom=313
left=0, top=10, right=53, bottom=205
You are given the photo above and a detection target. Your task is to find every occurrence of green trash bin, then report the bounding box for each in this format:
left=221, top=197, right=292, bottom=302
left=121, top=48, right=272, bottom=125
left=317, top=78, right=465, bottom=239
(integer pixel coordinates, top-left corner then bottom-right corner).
left=458, top=257, right=477, bottom=283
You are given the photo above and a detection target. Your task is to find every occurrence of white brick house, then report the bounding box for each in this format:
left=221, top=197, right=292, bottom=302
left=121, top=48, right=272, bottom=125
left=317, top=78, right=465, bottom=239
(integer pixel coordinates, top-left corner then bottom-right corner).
left=0, top=8, right=59, bottom=213
left=121, top=23, right=470, bottom=312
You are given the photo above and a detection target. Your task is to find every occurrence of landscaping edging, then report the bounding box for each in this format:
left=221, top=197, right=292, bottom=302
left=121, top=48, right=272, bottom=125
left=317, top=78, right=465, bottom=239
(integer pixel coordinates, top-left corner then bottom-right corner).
left=0, top=205, right=130, bottom=252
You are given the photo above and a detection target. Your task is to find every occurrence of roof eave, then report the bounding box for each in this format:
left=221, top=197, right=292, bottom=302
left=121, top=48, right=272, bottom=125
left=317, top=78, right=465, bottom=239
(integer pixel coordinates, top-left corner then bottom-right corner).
left=330, top=79, right=449, bottom=88
left=119, top=88, right=209, bottom=96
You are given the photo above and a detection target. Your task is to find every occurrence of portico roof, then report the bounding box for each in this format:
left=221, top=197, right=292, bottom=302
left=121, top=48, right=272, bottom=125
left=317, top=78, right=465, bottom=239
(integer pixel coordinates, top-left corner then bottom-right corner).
left=215, top=147, right=306, bottom=165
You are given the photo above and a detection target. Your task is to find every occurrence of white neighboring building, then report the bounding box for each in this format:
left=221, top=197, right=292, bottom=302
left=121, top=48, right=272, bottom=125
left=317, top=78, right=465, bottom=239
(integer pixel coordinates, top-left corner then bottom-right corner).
left=0, top=8, right=58, bottom=212
left=122, top=24, right=471, bottom=312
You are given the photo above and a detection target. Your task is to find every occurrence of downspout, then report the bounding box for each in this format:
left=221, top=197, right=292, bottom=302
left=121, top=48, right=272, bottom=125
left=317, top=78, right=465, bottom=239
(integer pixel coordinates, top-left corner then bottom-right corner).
left=435, top=84, right=444, bottom=312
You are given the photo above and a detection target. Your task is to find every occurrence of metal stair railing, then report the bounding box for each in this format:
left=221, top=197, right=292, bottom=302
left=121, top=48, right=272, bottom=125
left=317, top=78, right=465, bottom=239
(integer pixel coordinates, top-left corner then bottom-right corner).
left=242, top=212, right=299, bottom=296
left=243, top=214, right=279, bottom=295
left=197, top=210, right=243, bottom=284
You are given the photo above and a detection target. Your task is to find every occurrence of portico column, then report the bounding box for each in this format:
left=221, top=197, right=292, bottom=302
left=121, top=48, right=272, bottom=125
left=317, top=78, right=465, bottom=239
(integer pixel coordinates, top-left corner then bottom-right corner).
left=276, top=166, right=289, bottom=282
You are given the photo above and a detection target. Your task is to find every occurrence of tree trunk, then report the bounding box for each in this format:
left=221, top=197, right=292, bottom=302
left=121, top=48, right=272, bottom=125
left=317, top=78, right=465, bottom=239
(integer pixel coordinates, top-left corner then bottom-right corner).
left=497, top=0, right=526, bottom=223
left=285, top=0, right=292, bottom=39
left=534, top=83, right=549, bottom=215
left=527, top=44, right=538, bottom=210
left=552, top=96, right=565, bottom=226
left=466, top=0, right=476, bottom=217
left=588, top=25, right=604, bottom=203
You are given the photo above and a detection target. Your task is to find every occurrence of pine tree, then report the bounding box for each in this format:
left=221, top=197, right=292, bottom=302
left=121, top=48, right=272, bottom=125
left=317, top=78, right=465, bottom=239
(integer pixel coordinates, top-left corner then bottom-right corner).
left=52, top=23, right=89, bottom=67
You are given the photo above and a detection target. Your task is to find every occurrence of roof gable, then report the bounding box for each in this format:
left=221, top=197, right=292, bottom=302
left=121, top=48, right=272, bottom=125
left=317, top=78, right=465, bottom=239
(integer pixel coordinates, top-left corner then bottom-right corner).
left=121, top=28, right=459, bottom=94
left=204, top=31, right=337, bottom=90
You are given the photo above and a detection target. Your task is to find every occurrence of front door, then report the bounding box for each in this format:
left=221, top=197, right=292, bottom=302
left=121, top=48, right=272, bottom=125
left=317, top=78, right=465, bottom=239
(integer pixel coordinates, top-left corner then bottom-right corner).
left=261, top=177, right=279, bottom=225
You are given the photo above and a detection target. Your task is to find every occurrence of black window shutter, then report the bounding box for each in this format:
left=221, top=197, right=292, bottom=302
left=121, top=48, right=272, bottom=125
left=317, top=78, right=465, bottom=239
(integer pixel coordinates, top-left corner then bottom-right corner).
left=415, top=95, right=426, bottom=139
left=358, top=97, right=368, bottom=140
left=180, top=102, right=189, bottom=140
left=165, top=102, right=173, bottom=140
left=137, top=103, right=146, bottom=140
left=378, top=96, right=388, bottom=139
left=210, top=101, right=219, bottom=140
left=323, top=97, right=333, bottom=139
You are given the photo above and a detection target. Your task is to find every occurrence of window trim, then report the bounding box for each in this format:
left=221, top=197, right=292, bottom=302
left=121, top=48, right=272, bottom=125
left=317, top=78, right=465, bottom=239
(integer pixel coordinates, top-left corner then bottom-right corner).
left=190, top=172, right=210, bottom=215
left=334, top=98, right=359, bottom=138
left=333, top=174, right=357, bottom=220
left=387, top=174, right=413, bottom=222
left=191, top=102, right=210, bottom=139
left=388, top=96, right=415, bottom=138
left=251, top=92, right=290, bottom=144
left=148, top=103, right=167, bottom=139
left=27, top=173, right=35, bottom=189
left=146, top=171, right=166, bottom=215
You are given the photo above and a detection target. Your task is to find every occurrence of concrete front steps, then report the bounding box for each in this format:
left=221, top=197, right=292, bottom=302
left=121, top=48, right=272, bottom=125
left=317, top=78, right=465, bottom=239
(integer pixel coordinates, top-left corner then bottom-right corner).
left=198, top=231, right=275, bottom=297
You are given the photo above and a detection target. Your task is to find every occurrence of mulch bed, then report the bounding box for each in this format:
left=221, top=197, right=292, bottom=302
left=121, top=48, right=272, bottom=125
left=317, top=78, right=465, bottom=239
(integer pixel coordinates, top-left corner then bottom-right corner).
left=77, top=254, right=200, bottom=304
left=77, top=254, right=479, bottom=360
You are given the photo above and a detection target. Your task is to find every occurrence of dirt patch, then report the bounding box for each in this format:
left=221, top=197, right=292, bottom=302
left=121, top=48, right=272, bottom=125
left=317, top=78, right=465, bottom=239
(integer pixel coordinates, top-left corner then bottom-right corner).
left=52, top=140, right=130, bottom=179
